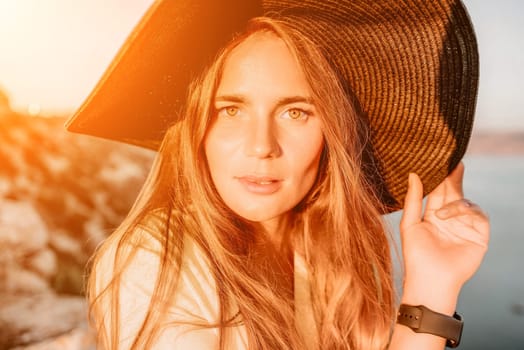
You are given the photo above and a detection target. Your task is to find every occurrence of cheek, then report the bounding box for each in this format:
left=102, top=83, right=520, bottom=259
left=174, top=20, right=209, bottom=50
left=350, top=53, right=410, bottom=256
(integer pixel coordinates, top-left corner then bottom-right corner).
left=204, top=128, right=224, bottom=182
left=204, top=124, right=240, bottom=190
left=288, top=127, right=325, bottom=178
left=283, top=128, right=325, bottom=205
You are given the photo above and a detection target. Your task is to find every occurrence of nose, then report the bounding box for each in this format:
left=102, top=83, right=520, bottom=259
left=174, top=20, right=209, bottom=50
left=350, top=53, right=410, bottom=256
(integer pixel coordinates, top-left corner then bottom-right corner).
left=244, top=117, right=281, bottom=158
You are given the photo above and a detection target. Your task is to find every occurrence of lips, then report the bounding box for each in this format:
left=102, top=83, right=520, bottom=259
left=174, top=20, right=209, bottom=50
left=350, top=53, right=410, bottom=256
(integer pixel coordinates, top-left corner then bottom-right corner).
left=236, top=175, right=282, bottom=195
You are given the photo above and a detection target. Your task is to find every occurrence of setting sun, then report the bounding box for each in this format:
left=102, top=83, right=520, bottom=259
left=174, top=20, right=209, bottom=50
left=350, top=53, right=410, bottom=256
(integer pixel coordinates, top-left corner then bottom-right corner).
left=0, top=0, right=153, bottom=116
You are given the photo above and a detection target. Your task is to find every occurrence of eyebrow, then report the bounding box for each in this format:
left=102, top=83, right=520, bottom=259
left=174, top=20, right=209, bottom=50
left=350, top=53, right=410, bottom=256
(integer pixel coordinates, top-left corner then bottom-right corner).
left=214, top=94, right=315, bottom=108
left=214, top=94, right=245, bottom=103
left=276, top=96, right=314, bottom=107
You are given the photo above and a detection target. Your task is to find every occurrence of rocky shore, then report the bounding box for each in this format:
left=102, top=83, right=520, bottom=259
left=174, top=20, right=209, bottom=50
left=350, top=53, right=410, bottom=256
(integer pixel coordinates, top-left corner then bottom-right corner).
left=0, top=110, right=153, bottom=349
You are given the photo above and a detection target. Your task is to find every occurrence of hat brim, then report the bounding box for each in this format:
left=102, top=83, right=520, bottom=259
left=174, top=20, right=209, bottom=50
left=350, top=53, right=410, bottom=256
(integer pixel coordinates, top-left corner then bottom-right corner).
left=66, top=0, right=263, bottom=149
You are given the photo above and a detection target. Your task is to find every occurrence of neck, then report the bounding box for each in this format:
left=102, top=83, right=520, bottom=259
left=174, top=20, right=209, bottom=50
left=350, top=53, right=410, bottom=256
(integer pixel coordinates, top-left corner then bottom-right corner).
left=253, top=214, right=293, bottom=251
left=249, top=216, right=295, bottom=300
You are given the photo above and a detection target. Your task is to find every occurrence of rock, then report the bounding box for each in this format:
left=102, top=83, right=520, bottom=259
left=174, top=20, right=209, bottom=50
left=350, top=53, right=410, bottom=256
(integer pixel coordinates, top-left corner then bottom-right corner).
left=0, top=200, right=48, bottom=254
left=26, top=249, right=57, bottom=280
left=11, top=326, right=95, bottom=350
left=2, top=267, right=51, bottom=295
left=0, top=200, right=51, bottom=294
left=0, top=293, right=88, bottom=349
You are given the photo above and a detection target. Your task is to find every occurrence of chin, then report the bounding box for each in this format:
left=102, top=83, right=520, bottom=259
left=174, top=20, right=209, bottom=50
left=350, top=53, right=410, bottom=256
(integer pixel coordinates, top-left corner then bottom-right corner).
left=235, top=210, right=278, bottom=223
left=231, top=207, right=289, bottom=225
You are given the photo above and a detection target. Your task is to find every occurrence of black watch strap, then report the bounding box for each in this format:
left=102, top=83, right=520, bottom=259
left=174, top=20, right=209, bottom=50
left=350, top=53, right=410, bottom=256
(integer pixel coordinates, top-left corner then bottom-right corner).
left=397, top=304, right=463, bottom=348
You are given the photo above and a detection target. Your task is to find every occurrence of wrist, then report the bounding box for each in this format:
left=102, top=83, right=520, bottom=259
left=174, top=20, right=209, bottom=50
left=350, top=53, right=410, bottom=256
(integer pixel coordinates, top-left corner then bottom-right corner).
left=401, top=280, right=461, bottom=316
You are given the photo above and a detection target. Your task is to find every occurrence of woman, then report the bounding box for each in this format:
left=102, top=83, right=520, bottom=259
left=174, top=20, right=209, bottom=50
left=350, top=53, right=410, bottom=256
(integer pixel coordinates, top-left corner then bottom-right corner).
left=67, top=1, right=489, bottom=349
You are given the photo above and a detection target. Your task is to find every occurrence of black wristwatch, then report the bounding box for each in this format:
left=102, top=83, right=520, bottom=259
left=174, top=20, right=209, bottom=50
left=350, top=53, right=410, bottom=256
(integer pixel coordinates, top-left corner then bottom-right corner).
left=397, top=304, right=463, bottom=348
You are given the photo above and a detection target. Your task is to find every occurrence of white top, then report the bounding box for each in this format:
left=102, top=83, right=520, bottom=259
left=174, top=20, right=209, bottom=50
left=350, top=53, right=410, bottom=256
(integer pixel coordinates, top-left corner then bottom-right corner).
left=95, top=226, right=318, bottom=349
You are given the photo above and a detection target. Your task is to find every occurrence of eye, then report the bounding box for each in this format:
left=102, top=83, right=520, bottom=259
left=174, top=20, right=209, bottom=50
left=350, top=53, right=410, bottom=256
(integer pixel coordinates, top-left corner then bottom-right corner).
left=216, top=106, right=239, bottom=118
left=283, top=108, right=309, bottom=120
left=225, top=106, right=239, bottom=117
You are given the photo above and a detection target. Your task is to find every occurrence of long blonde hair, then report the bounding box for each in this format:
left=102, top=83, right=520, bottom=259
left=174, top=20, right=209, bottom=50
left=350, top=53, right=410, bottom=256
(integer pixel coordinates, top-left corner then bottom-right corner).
left=87, top=17, right=395, bottom=350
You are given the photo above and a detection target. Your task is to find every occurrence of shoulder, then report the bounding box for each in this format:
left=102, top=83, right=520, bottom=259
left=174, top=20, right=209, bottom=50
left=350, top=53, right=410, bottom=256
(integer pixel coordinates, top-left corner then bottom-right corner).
left=90, top=209, right=222, bottom=348
left=94, top=211, right=219, bottom=317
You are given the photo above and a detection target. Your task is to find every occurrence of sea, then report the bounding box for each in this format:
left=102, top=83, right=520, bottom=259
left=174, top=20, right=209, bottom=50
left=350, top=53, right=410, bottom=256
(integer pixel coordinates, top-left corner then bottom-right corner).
left=385, top=155, right=524, bottom=350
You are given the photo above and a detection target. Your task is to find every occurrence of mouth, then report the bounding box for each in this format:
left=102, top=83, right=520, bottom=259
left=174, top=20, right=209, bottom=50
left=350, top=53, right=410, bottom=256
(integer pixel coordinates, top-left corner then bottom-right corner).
left=236, top=175, right=283, bottom=195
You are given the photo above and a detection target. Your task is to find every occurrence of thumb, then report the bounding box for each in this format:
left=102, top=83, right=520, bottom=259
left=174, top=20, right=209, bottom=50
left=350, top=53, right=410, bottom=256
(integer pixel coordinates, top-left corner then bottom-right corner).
left=400, top=173, right=424, bottom=232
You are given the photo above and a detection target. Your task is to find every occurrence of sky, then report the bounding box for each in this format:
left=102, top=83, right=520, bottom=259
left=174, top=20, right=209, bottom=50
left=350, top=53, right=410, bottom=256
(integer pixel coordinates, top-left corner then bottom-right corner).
left=0, top=0, right=522, bottom=131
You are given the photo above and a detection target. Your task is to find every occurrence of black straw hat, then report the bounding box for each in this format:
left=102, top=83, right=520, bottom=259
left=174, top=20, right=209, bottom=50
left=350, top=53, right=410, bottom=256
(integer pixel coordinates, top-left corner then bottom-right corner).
left=66, top=0, right=479, bottom=212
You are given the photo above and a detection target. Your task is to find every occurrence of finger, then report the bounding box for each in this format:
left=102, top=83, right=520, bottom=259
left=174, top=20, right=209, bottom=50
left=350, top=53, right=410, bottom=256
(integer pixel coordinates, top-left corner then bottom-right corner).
left=400, top=173, right=423, bottom=232
left=436, top=198, right=486, bottom=220
left=434, top=199, right=490, bottom=248
left=426, top=162, right=465, bottom=211
left=425, top=176, right=446, bottom=212
left=444, top=161, right=465, bottom=202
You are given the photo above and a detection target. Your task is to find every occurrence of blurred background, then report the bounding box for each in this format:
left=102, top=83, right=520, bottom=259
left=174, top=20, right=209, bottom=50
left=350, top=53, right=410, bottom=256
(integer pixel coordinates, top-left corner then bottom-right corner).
left=0, top=0, right=522, bottom=349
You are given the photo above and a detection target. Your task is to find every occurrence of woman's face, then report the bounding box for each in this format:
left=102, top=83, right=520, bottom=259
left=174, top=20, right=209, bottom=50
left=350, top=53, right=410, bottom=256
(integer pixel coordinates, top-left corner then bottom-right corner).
left=204, top=32, right=324, bottom=233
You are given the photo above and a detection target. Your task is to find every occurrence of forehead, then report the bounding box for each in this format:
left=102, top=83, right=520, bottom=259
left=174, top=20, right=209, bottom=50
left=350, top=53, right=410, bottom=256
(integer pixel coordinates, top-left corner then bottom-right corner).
left=217, top=31, right=312, bottom=97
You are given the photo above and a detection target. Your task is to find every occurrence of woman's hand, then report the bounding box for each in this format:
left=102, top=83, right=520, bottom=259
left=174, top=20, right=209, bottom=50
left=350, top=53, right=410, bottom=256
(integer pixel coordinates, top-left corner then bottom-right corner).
left=399, top=162, right=490, bottom=310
